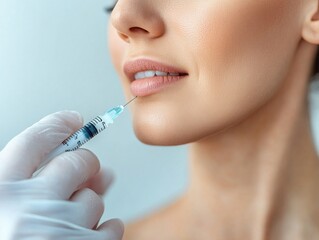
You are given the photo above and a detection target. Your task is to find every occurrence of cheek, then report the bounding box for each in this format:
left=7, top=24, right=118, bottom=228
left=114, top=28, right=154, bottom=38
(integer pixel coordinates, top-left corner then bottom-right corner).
left=174, top=0, right=302, bottom=127
left=198, top=0, right=300, bottom=89
left=187, top=0, right=301, bottom=83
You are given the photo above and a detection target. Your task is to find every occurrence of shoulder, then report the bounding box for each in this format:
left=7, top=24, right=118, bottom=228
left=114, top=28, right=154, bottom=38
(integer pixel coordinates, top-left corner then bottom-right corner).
left=123, top=199, right=184, bottom=240
left=123, top=218, right=152, bottom=240
left=123, top=210, right=170, bottom=240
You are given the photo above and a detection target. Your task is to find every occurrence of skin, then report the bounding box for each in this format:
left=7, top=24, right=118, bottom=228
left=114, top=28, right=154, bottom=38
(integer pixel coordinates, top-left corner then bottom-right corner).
left=108, top=0, right=319, bottom=239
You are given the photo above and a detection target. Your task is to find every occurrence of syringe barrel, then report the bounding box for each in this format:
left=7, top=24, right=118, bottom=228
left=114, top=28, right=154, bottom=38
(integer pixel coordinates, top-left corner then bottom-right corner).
left=60, top=114, right=113, bottom=152
left=38, top=114, right=114, bottom=170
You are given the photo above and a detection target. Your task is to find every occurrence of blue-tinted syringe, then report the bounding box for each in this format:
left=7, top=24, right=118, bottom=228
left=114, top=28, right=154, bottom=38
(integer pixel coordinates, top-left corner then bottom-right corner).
left=37, top=97, right=137, bottom=170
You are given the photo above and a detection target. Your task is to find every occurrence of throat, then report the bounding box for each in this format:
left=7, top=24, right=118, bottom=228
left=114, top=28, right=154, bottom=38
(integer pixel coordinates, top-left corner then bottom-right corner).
left=184, top=115, right=319, bottom=239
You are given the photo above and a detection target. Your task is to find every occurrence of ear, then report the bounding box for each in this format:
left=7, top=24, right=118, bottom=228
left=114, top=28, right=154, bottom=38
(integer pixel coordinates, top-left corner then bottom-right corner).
left=302, top=2, right=319, bottom=44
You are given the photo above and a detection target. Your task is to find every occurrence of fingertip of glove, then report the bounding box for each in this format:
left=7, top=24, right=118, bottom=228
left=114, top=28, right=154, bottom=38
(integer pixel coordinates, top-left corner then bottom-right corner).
left=98, top=218, right=125, bottom=239
left=113, top=218, right=125, bottom=235
left=109, top=218, right=125, bottom=238
left=63, top=110, right=83, bottom=124
left=54, top=110, right=84, bottom=129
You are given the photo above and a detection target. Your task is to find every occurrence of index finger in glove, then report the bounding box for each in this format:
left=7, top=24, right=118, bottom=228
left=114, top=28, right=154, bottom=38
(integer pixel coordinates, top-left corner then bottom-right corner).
left=0, top=111, right=83, bottom=181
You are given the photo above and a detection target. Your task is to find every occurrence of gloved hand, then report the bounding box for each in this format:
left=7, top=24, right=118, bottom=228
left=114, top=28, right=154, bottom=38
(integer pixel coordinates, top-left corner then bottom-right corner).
left=0, top=111, right=124, bottom=240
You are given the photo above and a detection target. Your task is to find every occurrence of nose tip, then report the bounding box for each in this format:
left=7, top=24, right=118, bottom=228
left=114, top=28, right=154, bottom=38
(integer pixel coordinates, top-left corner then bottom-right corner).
left=110, top=1, right=165, bottom=43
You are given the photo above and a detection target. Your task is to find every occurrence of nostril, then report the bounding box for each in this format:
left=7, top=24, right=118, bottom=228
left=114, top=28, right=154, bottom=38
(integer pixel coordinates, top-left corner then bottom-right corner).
left=119, top=33, right=127, bottom=39
left=129, top=27, right=149, bottom=34
left=117, top=32, right=130, bottom=43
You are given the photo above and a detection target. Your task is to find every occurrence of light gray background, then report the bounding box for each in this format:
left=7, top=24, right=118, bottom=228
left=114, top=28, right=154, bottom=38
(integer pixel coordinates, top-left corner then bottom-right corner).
left=0, top=0, right=318, bottom=223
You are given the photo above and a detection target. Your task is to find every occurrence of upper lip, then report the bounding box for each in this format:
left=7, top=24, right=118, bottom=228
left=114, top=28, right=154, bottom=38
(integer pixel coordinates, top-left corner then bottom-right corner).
left=123, top=59, right=188, bottom=82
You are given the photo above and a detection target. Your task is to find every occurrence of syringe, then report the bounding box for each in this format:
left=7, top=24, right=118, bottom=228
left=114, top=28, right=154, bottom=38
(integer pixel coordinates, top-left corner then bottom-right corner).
left=37, top=97, right=137, bottom=170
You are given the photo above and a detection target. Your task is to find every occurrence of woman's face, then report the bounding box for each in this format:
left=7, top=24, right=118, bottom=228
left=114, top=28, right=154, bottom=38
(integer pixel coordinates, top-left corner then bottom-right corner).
left=108, top=0, right=305, bottom=145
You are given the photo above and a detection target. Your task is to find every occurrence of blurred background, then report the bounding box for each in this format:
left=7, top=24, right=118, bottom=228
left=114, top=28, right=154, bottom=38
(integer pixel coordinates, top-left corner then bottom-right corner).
left=0, top=0, right=318, bottom=223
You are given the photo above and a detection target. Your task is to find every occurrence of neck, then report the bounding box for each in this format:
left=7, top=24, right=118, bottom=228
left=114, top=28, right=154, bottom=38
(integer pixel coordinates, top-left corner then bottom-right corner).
left=183, top=40, right=319, bottom=240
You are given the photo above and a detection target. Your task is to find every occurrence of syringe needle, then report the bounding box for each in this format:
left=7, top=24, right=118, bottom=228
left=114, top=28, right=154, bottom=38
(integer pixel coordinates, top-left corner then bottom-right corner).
left=123, top=96, right=137, bottom=108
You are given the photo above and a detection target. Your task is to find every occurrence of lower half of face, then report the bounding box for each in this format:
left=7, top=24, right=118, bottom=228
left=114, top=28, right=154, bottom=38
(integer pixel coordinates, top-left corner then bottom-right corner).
left=109, top=0, right=303, bottom=146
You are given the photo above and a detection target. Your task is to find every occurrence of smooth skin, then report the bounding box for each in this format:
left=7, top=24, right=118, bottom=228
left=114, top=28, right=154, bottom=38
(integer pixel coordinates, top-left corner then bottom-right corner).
left=109, top=0, right=319, bottom=239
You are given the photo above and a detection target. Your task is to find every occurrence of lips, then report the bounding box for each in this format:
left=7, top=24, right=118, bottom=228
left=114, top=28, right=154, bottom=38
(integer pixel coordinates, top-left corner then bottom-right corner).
left=123, top=59, right=188, bottom=97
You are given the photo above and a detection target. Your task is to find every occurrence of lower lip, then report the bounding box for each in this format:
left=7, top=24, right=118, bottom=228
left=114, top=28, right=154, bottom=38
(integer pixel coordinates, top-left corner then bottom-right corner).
left=130, top=75, right=187, bottom=97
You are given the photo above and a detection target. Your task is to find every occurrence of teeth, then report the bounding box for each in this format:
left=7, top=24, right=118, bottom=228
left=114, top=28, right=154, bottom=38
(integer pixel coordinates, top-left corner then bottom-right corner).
left=155, top=71, right=168, bottom=76
left=169, top=73, right=179, bottom=76
left=145, top=71, right=156, bottom=78
left=134, top=72, right=146, bottom=80
left=134, top=70, right=180, bottom=80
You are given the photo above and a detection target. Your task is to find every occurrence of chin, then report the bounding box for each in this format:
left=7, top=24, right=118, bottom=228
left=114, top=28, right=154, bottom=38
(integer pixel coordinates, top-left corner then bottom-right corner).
left=133, top=118, right=185, bottom=146
left=132, top=113, right=223, bottom=146
left=132, top=115, right=192, bottom=146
